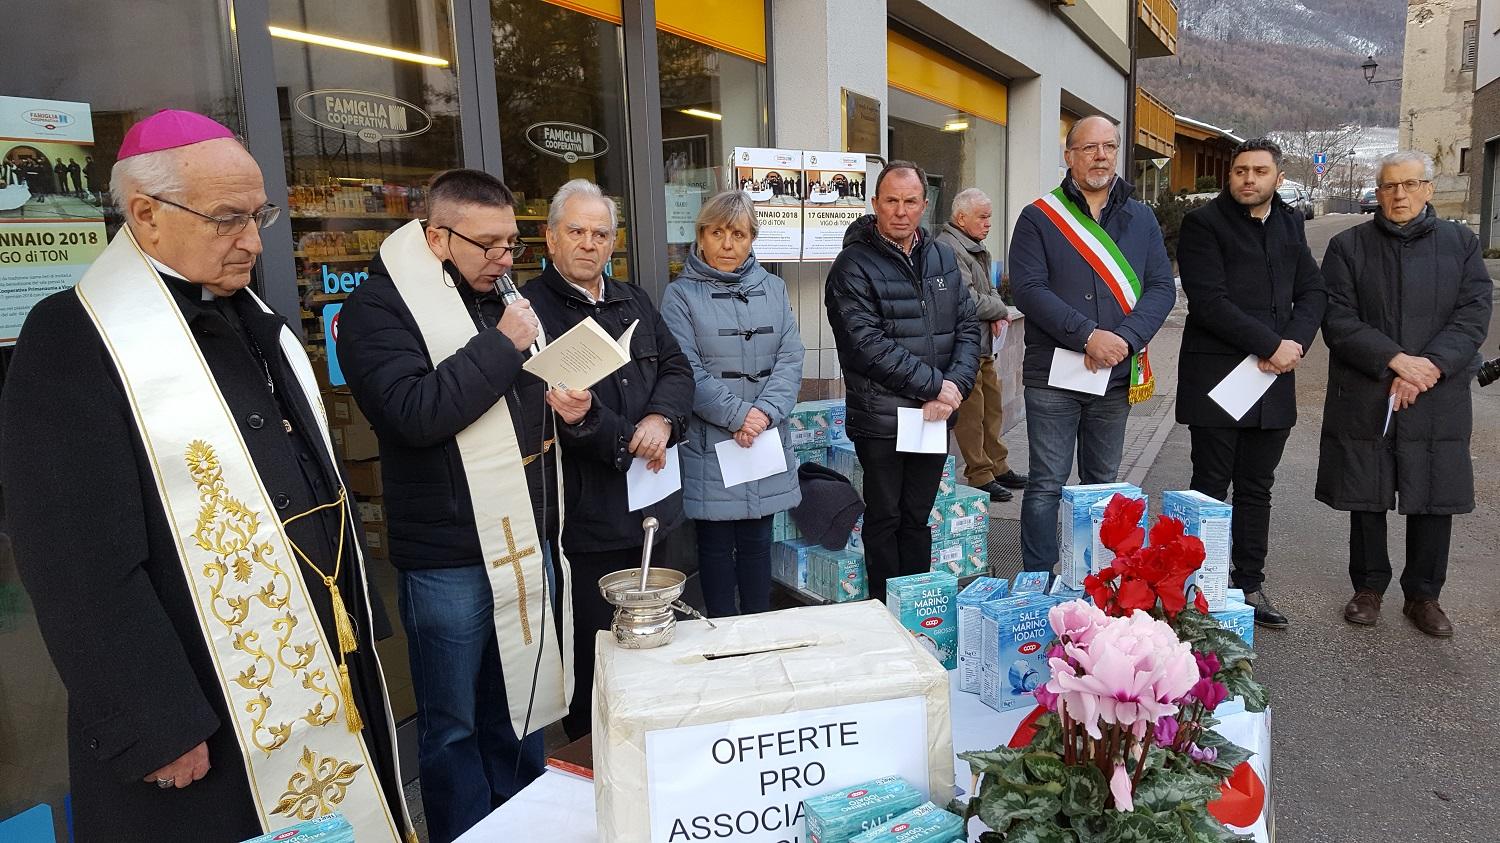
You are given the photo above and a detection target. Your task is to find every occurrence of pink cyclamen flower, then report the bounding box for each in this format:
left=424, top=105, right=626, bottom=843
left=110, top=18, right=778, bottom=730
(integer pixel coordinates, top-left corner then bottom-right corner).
left=1187, top=678, right=1228, bottom=711
left=1189, top=744, right=1218, bottom=764
left=1049, top=610, right=1199, bottom=739
left=1195, top=650, right=1222, bottom=678
left=1153, top=715, right=1179, bottom=745
left=1049, top=599, right=1110, bottom=646
left=1033, top=682, right=1059, bottom=711
left=1110, top=763, right=1134, bottom=812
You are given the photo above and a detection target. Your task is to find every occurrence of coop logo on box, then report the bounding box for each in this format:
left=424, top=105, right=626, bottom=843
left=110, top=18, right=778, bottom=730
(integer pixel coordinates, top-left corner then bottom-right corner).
left=892, top=823, right=911, bottom=833
left=1019, top=641, right=1042, bottom=655
left=920, top=616, right=943, bottom=629
left=273, top=831, right=301, bottom=841
left=846, top=788, right=869, bottom=799
left=23, top=109, right=75, bottom=131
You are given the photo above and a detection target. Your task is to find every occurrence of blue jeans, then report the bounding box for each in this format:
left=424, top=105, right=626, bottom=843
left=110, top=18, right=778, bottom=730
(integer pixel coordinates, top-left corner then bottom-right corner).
left=695, top=516, right=773, bottom=617
left=1020, top=385, right=1130, bottom=572
left=398, top=552, right=552, bottom=843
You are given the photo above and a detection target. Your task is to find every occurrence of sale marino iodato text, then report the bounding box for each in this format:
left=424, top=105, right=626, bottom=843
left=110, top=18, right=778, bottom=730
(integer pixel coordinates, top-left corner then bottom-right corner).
left=667, top=721, right=863, bottom=841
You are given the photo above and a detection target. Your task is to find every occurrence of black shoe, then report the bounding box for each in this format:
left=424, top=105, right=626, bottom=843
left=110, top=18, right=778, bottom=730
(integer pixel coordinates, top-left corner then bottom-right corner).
left=994, top=470, right=1029, bottom=489
left=1243, top=589, right=1289, bottom=629
left=979, top=481, right=1014, bottom=502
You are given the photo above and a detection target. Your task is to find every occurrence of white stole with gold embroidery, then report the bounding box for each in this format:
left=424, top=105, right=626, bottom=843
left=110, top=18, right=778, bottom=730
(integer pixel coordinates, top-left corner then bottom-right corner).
left=73, top=227, right=411, bottom=842
left=378, top=220, right=574, bottom=736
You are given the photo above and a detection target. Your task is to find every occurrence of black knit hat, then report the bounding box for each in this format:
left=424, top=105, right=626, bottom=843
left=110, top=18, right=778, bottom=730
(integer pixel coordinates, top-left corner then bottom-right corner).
left=790, top=463, right=866, bottom=550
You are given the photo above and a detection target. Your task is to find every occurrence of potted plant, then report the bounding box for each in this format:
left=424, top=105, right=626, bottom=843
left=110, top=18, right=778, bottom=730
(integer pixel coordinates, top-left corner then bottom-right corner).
left=958, top=495, right=1266, bottom=842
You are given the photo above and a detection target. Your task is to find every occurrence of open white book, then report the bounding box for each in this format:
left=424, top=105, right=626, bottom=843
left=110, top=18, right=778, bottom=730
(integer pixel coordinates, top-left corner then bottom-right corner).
left=523, top=317, right=639, bottom=391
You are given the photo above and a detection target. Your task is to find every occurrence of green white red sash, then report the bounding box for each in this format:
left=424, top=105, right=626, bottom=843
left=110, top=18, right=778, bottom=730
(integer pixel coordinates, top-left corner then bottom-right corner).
left=1032, top=186, right=1155, bottom=403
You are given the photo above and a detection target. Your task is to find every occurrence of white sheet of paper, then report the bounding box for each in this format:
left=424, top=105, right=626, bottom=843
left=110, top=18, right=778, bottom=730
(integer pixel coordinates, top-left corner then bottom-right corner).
left=896, top=406, right=948, bottom=453
left=713, top=427, right=788, bottom=488
left=991, top=319, right=1009, bottom=357
left=1208, top=355, right=1278, bottom=421
left=1047, top=348, right=1110, bottom=396
left=626, top=445, right=681, bottom=512
left=1383, top=393, right=1396, bottom=436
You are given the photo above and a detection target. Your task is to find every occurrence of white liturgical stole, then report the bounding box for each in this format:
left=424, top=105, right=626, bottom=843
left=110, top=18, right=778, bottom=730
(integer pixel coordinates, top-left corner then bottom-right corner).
left=379, top=220, right=574, bottom=736
left=73, top=227, right=412, bottom=842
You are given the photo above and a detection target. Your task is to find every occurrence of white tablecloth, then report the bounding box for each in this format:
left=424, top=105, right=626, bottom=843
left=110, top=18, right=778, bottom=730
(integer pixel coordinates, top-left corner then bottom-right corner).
left=457, top=674, right=1269, bottom=842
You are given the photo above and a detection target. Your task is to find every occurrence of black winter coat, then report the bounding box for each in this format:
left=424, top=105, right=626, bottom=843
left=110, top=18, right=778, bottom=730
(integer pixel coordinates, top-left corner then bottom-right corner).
left=1176, top=191, right=1327, bottom=428
left=0, top=280, right=402, bottom=841
left=523, top=265, right=694, bottom=553
left=337, top=255, right=557, bottom=569
left=1315, top=209, right=1492, bottom=514
left=824, top=216, right=982, bottom=439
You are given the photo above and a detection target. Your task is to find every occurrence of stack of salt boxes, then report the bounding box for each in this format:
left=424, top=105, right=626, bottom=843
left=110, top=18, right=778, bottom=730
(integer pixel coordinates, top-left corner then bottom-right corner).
left=957, top=571, right=1069, bottom=713
left=770, top=398, right=993, bottom=603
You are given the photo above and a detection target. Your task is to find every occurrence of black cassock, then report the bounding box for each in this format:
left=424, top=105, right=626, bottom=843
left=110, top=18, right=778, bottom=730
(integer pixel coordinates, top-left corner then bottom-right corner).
left=0, top=276, right=404, bottom=842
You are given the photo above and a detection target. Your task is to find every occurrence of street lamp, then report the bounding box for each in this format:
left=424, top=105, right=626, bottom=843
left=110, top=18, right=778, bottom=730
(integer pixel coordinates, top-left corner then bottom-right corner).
left=1361, top=55, right=1401, bottom=84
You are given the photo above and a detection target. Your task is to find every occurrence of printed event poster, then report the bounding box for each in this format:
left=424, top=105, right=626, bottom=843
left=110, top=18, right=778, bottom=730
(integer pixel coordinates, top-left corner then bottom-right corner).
left=800, top=150, right=867, bottom=260
left=0, top=95, right=106, bottom=345
left=733, top=147, right=803, bottom=261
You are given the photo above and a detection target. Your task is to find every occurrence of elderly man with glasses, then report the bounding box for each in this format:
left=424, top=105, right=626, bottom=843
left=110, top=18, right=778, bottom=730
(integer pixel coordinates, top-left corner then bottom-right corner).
left=524, top=178, right=693, bottom=740
left=0, top=110, right=415, bottom=841
left=337, top=168, right=569, bottom=842
left=1318, top=150, right=1492, bottom=638
left=1008, top=114, right=1176, bottom=577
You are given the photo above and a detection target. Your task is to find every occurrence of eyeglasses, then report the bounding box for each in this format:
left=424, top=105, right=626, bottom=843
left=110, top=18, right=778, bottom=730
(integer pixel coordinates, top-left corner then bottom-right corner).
left=149, top=194, right=280, bottom=235
left=1070, top=142, right=1120, bottom=157
left=1375, top=179, right=1432, bottom=194
left=442, top=226, right=529, bottom=261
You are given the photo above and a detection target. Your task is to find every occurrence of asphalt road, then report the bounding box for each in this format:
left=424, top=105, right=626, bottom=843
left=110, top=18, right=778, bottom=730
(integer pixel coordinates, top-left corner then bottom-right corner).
left=1140, top=211, right=1500, bottom=842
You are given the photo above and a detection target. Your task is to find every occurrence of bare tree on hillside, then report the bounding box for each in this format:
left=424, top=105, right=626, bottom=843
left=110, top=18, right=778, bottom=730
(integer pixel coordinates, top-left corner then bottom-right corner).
left=1272, top=123, right=1364, bottom=197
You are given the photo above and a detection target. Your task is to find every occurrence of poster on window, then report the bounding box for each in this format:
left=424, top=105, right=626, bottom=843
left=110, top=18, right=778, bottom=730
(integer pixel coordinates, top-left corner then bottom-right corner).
left=800, top=150, right=868, bottom=261
left=0, top=95, right=106, bottom=345
left=732, top=147, right=803, bottom=261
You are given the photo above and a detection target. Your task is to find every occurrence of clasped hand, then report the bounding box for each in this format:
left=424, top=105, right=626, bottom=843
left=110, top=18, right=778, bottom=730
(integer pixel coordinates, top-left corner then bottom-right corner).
left=922, top=380, right=963, bottom=422
left=1257, top=340, right=1304, bottom=375
left=1083, top=329, right=1130, bottom=373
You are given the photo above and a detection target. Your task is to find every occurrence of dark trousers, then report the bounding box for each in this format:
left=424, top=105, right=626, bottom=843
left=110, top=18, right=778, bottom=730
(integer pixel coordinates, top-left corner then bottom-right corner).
left=1188, top=425, right=1291, bottom=593
left=1349, top=510, right=1451, bottom=600
left=695, top=516, right=773, bottom=617
left=853, top=436, right=946, bottom=602
left=562, top=534, right=677, bottom=739
left=1020, top=386, right=1130, bottom=572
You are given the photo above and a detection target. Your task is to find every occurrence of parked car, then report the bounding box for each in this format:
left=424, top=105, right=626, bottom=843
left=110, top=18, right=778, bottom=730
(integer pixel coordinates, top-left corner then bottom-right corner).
left=1359, top=187, right=1379, bottom=213
left=1277, top=184, right=1315, bottom=220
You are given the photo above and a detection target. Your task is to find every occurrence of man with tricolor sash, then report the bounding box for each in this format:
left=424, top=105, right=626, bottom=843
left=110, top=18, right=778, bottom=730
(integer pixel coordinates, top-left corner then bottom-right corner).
left=337, top=170, right=574, bottom=843
left=1009, top=115, right=1176, bottom=574
left=0, top=111, right=414, bottom=841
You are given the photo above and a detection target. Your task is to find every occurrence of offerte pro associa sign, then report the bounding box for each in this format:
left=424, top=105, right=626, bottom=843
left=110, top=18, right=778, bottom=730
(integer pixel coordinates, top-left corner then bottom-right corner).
left=642, top=697, right=929, bottom=843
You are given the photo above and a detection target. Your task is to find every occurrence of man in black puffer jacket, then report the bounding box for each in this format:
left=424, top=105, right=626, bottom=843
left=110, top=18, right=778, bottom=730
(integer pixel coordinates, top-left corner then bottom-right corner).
left=826, top=160, right=981, bottom=600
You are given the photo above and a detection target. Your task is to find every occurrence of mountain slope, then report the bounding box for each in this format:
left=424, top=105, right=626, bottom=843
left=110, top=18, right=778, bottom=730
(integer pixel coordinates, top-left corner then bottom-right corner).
left=1138, top=0, right=1406, bottom=135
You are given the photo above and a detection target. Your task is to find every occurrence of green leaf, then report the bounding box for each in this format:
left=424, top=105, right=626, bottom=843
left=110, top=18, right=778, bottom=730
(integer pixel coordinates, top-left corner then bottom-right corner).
left=1196, top=728, right=1255, bottom=770
left=1132, top=768, right=1226, bottom=813
left=1004, top=819, right=1081, bottom=843
left=1024, top=751, right=1068, bottom=783
left=976, top=784, right=1062, bottom=830
left=1203, top=628, right=1255, bottom=665
left=1180, top=805, right=1255, bottom=842
left=960, top=748, right=1025, bottom=777
left=1059, top=765, right=1108, bottom=817
left=1220, top=669, right=1269, bottom=712
left=1098, top=810, right=1180, bottom=843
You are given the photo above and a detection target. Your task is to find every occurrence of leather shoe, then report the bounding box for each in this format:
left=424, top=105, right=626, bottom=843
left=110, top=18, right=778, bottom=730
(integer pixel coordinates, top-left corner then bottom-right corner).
left=979, top=481, right=1014, bottom=503
left=1243, top=589, right=1289, bottom=628
left=1403, top=598, right=1454, bottom=638
left=1343, top=590, right=1382, bottom=626
left=994, top=470, right=1029, bottom=489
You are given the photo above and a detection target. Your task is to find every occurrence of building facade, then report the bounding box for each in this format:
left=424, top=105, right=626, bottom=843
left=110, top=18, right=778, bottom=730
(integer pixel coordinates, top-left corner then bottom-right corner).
left=1470, top=0, right=1500, bottom=247
left=1400, top=0, right=1479, bottom=219
left=0, top=1, right=1170, bottom=836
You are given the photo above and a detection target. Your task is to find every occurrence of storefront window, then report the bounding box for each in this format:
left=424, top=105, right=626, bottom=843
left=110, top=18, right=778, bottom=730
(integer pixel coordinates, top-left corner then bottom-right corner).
left=0, top=4, right=240, bottom=837
left=270, top=0, right=465, bottom=729
left=657, top=13, right=769, bottom=275
left=888, top=86, right=1008, bottom=259
left=492, top=0, right=633, bottom=287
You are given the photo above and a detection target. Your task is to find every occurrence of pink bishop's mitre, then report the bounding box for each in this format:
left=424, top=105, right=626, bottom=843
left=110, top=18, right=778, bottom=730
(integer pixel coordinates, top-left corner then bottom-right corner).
left=117, top=109, right=235, bottom=160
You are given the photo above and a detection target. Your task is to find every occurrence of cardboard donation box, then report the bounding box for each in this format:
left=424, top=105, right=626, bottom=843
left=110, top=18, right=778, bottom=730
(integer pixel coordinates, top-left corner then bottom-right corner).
left=593, top=601, right=954, bottom=843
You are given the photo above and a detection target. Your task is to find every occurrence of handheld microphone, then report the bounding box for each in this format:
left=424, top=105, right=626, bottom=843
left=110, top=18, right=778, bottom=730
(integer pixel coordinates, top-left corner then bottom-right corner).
left=496, top=273, right=542, bottom=357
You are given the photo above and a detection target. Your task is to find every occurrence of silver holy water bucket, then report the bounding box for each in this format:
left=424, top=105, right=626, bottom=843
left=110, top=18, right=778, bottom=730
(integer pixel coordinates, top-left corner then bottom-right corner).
left=597, top=517, right=714, bottom=649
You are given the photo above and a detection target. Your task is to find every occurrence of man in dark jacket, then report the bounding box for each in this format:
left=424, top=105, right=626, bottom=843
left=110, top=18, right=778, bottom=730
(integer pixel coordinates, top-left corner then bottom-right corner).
left=524, top=178, right=693, bottom=738
left=825, top=160, right=981, bottom=601
left=338, top=170, right=561, bottom=843
left=1176, top=138, right=1327, bottom=628
left=1009, top=115, right=1176, bottom=574
left=1317, top=151, right=1491, bottom=638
